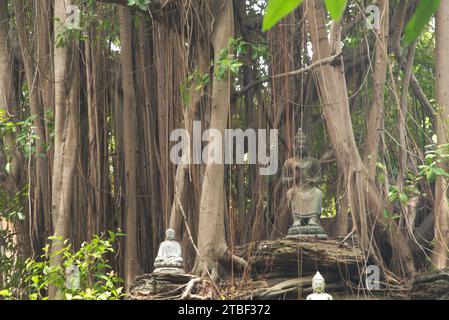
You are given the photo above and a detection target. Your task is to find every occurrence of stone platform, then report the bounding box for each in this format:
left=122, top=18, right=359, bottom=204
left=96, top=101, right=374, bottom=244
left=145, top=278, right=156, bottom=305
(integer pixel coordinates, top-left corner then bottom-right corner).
left=286, top=225, right=328, bottom=239
left=128, top=273, right=197, bottom=300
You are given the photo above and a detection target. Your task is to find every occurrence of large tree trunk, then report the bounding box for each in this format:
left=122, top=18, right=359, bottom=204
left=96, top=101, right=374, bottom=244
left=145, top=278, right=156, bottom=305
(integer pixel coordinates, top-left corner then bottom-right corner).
left=0, top=0, right=28, bottom=258
left=35, top=0, right=54, bottom=250
left=119, top=7, right=140, bottom=289
left=15, top=0, right=51, bottom=254
left=363, top=0, right=388, bottom=179
left=0, top=0, right=23, bottom=191
left=433, top=1, right=449, bottom=269
left=49, top=0, right=80, bottom=299
left=193, top=0, right=234, bottom=282
left=169, top=43, right=208, bottom=239
left=305, top=0, right=415, bottom=280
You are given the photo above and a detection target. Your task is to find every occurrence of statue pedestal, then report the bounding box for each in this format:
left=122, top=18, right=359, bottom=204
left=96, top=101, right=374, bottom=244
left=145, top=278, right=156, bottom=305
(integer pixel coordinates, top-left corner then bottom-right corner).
left=128, top=273, right=197, bottom=300
left=153, top=267, right=185, bottom=275
left=286, top=224, right=327, bottom=239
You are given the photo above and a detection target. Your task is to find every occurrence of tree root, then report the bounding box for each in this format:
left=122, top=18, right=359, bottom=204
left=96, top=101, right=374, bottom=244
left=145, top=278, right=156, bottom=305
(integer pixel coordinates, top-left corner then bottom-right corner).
left=181, top=277, right=202, bottom=300
left=230, top=253, right=250, bottom=271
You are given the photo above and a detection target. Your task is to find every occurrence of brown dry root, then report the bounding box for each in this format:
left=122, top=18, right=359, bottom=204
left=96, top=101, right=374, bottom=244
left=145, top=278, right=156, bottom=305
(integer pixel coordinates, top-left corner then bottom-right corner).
left=177, top=277, right=216, bottom=300
left=181, top=277, right=202, bottom=300
left=230, top=252, right=250, bottom=271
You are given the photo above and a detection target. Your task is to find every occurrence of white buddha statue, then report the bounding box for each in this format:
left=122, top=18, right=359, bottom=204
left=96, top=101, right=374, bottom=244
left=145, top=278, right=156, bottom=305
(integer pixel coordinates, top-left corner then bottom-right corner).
left=65, top=265, right=80, bottom=290
left=153, top=228, right=185, bottom=274
left=306, top=271, right=333, bottom=300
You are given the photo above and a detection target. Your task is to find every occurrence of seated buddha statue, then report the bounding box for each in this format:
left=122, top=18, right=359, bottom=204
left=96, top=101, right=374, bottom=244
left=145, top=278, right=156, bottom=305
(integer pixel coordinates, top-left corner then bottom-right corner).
left=153, top=228, right=185, bottom=274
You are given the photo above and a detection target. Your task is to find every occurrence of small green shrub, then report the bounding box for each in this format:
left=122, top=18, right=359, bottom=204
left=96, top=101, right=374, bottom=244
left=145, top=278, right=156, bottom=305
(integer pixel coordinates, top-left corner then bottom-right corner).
left=24, top=230, right=125, bottom=300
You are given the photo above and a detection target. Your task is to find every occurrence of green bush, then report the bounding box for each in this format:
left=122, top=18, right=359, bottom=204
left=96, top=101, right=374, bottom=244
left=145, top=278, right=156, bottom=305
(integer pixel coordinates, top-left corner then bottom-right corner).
left=24, top=230, right=125, bottom=300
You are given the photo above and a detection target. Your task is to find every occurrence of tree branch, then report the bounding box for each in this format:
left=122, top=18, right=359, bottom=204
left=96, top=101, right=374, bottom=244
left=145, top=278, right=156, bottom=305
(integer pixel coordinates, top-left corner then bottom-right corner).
left=233, top=52, right=342, bottom=101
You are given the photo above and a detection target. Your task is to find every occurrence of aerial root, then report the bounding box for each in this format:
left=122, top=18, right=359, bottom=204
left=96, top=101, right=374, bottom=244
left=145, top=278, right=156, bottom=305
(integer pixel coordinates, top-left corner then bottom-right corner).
left=230, top=253, right=250, bottom=273
left=181, top=277, right=202, bottom=300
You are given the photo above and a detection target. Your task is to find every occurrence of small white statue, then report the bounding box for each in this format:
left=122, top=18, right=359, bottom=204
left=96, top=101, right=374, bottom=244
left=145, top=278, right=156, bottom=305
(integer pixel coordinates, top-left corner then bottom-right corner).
left=153, top=229, right=185, bottom=274
left=306, top=271, right=333, bottom=300
left=65, top=265, right=80, bottom=290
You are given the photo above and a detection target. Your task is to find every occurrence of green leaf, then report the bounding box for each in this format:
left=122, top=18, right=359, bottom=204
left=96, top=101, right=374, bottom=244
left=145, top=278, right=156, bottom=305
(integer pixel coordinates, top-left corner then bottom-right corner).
left=324, top=0, right=347, bottom=22
left=127, top=0, right=150, bottom=11
left=262, top=0, right=304, bottom=31
left=399, top=192, right=408, bottom=205
left=403, top=0, right=441, bottom=44
left=388, top=192, right=397, bottom=202
left=433, top=167, right=446, bottom=176
left=0, top=289, right=11, bottom=296
left=426, top=169, right=434, bottom=182
left=17, top=211, right=25, bottom=221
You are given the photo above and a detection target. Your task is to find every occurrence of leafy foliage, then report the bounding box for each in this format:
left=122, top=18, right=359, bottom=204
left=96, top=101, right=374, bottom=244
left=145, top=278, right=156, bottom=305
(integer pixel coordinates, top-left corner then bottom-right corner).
left=418, top=144, right=449, bottom=183
left=263, top=0, right=440, bottom=45
left=214, top=38, right=245, bottom=79
left=127, top=0, right=151, bottom=11
left=0, top=188, right=28, bottom=300
left=0, top=289, right=13, bottom=300
left=181, top=68, right=210, bottom=105
left=388, top=184, right=419, bottom=206
left=24, top=231, right=125, bottom=300
left=262, top=0, right=304, bottom=31
left=181, top=36, right=267, bottom=104
left=323, top=0, right=347, bottom=22
left=403, top=0, right=441, bottom=44
left=55, top=0, right=109, bottom=48
left=215, top=37, right=267, bottom=79
left=262, top=0, right=348, bottom=31
left=0, top=110, right=54, bottom=158
left=55, top=18, right=85, bottom=48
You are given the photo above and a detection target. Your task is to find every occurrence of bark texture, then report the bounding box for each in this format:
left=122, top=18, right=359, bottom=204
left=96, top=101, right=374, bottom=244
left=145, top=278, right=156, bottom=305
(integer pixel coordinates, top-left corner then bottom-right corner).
left=49, top=0, right=80, bottom=300
left=194, top=0, right=235, bottom=281
left=433, top=1, right=449, bottom=269
left=119, top=7, right=140, bottom=288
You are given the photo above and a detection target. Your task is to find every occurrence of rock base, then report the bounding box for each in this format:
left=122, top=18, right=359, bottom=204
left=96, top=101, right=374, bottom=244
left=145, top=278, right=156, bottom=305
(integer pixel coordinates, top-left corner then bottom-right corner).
left=286, top=224, right=327, bottom=239
left=128, top=273, right=196, bottom=300
left=153, top=267, right=185, bottom=275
